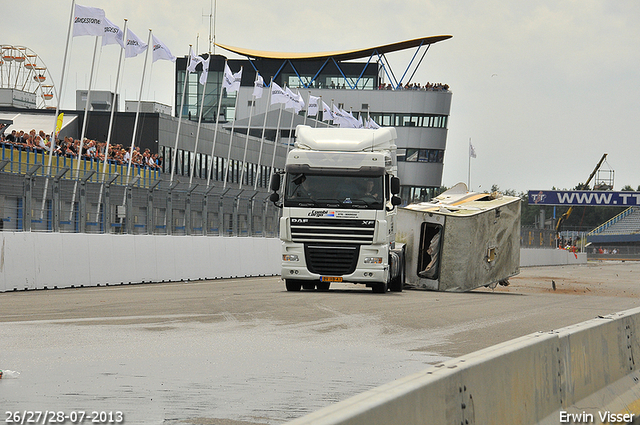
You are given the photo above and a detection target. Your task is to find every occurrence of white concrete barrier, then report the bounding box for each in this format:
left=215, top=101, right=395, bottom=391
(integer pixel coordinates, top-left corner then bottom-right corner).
left=0, top=232, right=281, bottom=292
left=520, top=248, right=587, bottom=267
left=287, top=307, right=640, bottom=425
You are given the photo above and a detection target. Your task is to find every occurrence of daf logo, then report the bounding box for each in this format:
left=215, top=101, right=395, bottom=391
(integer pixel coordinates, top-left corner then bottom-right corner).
left=291, top=218, right=309, bottom=224
left=362, top=220, right=374, bottom=225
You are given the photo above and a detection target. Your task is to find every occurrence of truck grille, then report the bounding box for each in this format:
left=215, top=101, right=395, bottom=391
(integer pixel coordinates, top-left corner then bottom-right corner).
left=291, top=218, right=375, bottom=244
left=305, top=244, right=360, bottom=276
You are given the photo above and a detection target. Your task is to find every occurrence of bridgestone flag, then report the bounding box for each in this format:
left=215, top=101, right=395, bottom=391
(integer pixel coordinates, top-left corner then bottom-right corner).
left=199, top=57, right=210, bottom=85
left=222, top=63, right=242, bottom=93
left=102, top=18, right=124, bottom=48
left=152, top=35, right=176, bottom=63
left=125, top=29, right=147, bottom=58
left=73, top=4, right=105, bottom=37
left=253, top=75, right=264, bottom=99
left=322, top=101, right=333, bottom=121
left=270, top=82, right=287, bottom=105
left=186, top=47, right=202, bottom=73
left=307, top=95, right=319, bottom=117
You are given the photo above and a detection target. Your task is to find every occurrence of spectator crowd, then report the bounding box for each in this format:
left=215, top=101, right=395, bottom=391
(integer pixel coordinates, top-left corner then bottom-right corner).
left=0, top=125, right=162, bottom=170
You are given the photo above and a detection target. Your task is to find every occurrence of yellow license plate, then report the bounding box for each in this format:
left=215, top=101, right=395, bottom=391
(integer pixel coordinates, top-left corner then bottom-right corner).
left=321, top=276, right=343, bottom=282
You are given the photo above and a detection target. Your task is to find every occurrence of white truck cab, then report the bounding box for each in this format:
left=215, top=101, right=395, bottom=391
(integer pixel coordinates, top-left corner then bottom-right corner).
left=269, top=125, right=405, bottom=293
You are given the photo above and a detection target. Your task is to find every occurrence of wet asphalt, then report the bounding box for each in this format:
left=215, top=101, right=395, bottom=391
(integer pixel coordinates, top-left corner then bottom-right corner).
left=2, top=261, right=639, bottom=424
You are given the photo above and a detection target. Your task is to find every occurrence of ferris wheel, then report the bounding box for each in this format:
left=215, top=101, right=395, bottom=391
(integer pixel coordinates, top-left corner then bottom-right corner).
left=0, top=45, right=57, bottom=109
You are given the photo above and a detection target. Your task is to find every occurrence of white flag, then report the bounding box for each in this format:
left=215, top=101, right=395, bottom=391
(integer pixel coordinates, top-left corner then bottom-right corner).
left=322, top=101, right=333, bottom=121
left=125, top=29, right=148, bottom=58
left=307, top=95, right=319, bottom=117
left=367, top=117, right=380, bottom=129
left=102, top=18, right=124, bottom=48
left=285, top=87, right=304, bottom=112
left=73, top=4, right=105, bottom=37
left=199, top=56, right=210, bottom=85
left=469, top=141, right=477, bottom=158
left=253, top=75, right=264, bottom=99
left=357, top=115, right=364, bottom=129
left=222, top=63, right=242, bottom=93
left=270, top=82, right=288, bottom=105
left=187, top=47, right=202, bottom=73
left=152, top=35, right=175, bottom=63
left=332, top=104, right=346, bottom=126
left=296, top=91, right=306, bottom=113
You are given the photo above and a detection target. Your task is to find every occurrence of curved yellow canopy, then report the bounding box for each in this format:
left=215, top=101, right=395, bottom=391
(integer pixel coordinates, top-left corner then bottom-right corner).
left=215, top=35, right=452, bottom=61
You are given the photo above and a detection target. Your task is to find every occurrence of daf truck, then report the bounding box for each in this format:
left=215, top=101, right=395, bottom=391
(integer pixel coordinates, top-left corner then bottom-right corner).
left=269, top=125, right=406, bottom=293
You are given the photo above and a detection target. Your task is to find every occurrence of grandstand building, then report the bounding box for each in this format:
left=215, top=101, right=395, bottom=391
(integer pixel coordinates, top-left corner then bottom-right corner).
left=168, top=36, right=453, bottom=204
left=587, top=207, right=640, bottom=257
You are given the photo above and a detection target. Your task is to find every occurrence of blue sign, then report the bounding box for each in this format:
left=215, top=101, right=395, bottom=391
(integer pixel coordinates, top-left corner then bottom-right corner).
left=528, top=190, right=640, bottom=206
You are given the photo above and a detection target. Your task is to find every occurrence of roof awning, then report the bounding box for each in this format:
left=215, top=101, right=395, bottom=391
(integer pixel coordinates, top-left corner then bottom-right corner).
left=0, top=112, right=77, bottom=135
left=215, top=35, right=452, bottom=61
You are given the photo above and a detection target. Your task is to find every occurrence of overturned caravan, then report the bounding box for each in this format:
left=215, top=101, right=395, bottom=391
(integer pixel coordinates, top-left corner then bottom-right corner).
left=397, top=183, right=521, bottom=292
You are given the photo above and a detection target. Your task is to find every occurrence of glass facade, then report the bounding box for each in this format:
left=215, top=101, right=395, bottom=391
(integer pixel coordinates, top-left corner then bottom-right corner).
left=175, top=67, right=237, bottom=122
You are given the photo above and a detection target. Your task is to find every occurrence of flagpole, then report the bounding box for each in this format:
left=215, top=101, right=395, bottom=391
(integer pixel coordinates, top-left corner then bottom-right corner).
left=69, top=35, right=100, bottom=222
left=269, top=100, right=285, bottom=180
left=207, top=58, right=227, bottom=187
left=223, top=67, right=242, bottom=188
left=254, top=77, right=273, bottom=191
left=286, top=103, right=295, bottom=153
left=468, top=137, right=471, bottom=190
left=96, top=18, right=128, bottom=222
left=40, top=0, right=75, bottom=220
left=238, top=71, right=259, bottom=190
left=125, top=29, right=153, bottom=194
left=189, top=52, right=210, bottom=188
left=171, top=45, right=193, bottom=184
left=316, top=95, right=321, bottom=128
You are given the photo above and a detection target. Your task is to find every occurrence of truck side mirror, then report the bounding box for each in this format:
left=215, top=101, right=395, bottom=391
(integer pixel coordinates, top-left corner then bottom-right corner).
left=270, top=173, right=281, bottom=191
left=269, top=192, right=280, bottom=203
left=391, top=176, right=400, bottom=195
left=391, top=195, right=402, bottom=206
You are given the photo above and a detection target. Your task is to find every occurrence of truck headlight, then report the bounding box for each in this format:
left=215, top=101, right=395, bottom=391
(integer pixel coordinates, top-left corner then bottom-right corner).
left=283, top=254, right=299, bottom=262
left=364, top=257, right=383, bottom=264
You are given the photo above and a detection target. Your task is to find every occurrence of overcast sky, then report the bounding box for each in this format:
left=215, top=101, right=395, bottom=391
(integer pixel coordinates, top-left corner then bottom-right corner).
left=6, top=0, right=640, bottom=194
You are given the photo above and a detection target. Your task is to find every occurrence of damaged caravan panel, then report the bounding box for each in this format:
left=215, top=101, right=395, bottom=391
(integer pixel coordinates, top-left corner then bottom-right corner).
left=396, top=183, right=521, bottom=292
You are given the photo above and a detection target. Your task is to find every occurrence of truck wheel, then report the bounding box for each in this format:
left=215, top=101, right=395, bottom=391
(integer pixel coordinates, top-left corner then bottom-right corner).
left=372, top=281, right=388, bottom=294
left=285, top=280, right=302, bottom=291
left=389, top=254, right=405, bottom=292
left=317, top=282, right=330, bottom=292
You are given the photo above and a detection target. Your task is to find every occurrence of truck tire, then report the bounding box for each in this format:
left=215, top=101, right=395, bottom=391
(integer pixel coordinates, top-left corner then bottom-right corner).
left=389, top=250, right=405, bottom=292
left=285, top=279, right=302, bottom=291
left=371, top=281, right=388, bottom=294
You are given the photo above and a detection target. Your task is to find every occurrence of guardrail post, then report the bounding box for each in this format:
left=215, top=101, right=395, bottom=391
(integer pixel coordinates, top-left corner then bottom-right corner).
left=103, top=173, right=119, bottom=233
left=248, top=192, right=259, bottom=237
left=233, top=190, right=244, bottom=237
left=219, top=188, right=231, bottom=236
left=23, top=165, right=42, bottom=232
left=166, top=180, right=180, bottom=236
left=125, top=175, right=140, bottom=235
left=262, top=197, right=268, bottom=238
left=185, top=184, right=198, bottom=236
left=79, top=170, right=96, bottom=234
left=147, top=179, right=161, bottom=235
left=202, top=185, right=216, bottom=236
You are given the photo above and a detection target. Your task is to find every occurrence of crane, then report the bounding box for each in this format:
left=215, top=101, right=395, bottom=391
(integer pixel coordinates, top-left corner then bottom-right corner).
left=555, top=153, right=608, bottom=234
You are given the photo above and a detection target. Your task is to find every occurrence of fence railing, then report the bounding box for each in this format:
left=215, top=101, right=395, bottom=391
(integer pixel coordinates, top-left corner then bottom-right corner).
left=0, top=170, right=280, bottom=237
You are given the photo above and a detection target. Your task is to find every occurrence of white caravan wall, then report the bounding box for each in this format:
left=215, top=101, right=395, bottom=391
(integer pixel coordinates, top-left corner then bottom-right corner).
left=0, top=232, right=280, bottom=292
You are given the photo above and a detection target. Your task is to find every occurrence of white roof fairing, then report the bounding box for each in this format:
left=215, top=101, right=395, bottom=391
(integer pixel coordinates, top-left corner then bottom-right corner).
left=294, top=125, right=397, bottom=152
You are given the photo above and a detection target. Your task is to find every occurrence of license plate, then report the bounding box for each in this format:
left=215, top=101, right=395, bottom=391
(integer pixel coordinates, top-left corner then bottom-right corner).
left=321, top=276, right=343, bottom=282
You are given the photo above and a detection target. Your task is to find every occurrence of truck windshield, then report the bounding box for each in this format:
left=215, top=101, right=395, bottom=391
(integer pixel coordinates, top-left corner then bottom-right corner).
left=283, top=173, right=384, bottom=209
